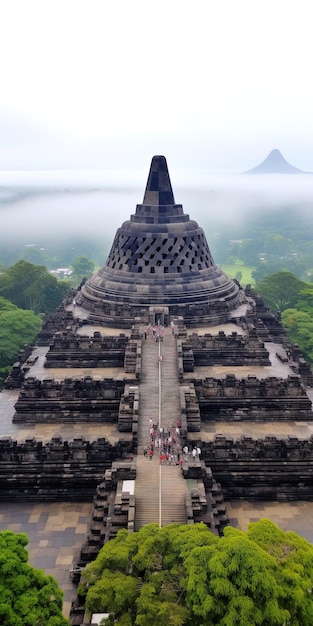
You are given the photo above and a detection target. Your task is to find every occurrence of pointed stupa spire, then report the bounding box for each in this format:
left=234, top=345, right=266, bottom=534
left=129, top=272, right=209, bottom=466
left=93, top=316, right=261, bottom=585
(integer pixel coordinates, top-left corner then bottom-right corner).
left=142, top=155, right=175, bottom=205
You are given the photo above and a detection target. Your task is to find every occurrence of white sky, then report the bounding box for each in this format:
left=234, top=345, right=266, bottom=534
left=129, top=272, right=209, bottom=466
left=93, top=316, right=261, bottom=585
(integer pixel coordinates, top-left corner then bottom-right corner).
left=1, top=0, right=313, bottom=172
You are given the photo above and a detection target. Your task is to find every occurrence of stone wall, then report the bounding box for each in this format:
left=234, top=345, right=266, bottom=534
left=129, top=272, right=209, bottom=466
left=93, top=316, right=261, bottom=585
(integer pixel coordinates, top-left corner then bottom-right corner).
left=182, top=329, right=270, bottom=371
left=0, top=436, right=133, bottom=501
left=13, top=377, right=133, bottom=424
left=193, top=374, right=313, bottom=421
left=182, top=460, right=229, bottom=535
left=244, top=286, right=286, bottom=341
left=70, top=461, right=136, bottom=585
left=44, top=330, right=129, bottom=368
left=37, top=304, right=78, bottom=346
left=180, top=382, right=201, bottom=431
left=192, top=434, right=313, bottom=500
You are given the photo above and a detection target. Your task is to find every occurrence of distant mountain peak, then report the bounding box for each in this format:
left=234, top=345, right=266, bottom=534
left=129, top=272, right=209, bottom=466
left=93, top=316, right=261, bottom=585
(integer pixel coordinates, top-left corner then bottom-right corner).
left=245, top=149, right=308, bottom=174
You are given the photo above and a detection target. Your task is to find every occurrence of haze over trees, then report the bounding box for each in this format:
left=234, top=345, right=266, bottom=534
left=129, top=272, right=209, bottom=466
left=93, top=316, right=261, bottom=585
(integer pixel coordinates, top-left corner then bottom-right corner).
left=212, top=206, right=313, bottom=283
left=78, top=520, right=313, bottom=626
left=0, top=530, right=69, bottom=625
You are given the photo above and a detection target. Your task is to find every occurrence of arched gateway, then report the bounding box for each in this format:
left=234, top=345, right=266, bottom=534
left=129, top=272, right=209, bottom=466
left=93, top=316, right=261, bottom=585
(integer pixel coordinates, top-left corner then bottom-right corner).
left=78, top=155, right=245, bottom=326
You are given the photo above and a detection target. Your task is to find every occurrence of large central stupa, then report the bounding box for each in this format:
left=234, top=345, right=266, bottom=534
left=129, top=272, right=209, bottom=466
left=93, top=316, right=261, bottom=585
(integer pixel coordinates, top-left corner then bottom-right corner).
left=78, top=156, right=244, bottom=326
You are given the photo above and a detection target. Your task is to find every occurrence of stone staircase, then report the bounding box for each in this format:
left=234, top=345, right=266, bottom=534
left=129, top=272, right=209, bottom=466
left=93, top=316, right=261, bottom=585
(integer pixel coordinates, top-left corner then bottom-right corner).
left=134, top=453, right=187, bottom=529
left=137, top=331, right=182, bottom=447
left=160, top=333, right=182, bottom=430
left=137, top=337, right=160, bottom=453
left=134, top=330, right=187, bottom=529
left=160, top=463, right=186, bottom=526
left=134, top=454, right=160, bottom=529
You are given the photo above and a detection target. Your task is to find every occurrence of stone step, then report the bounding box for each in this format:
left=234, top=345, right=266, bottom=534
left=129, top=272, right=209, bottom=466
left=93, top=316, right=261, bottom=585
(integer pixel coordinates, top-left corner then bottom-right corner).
left=134, top=454, right=187, bottom=530
left=134, top=454, right=160, bottom=530
left=160, top=464, right=186, bottom=526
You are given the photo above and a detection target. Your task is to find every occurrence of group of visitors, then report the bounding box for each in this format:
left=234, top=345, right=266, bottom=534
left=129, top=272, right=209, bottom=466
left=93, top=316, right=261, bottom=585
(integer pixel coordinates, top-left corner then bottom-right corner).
left=144, top=419, right=201, bottom=465
left=144, top=419, right=183, bottom=464
left=183, top=445, right=201, bottom=461
left=143, top=320, right=176, bottom=342
left=144, top=323, right=165, bottom=342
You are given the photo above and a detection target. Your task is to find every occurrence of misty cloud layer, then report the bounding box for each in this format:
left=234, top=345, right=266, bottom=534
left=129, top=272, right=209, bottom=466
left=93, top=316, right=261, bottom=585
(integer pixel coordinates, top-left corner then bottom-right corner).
left=1, top=171, right=313, bottom=262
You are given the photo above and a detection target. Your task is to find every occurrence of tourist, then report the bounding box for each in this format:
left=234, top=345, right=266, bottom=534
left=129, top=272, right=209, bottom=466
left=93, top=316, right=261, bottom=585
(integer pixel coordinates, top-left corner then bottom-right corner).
left=192, top=448, right=197, bottom=460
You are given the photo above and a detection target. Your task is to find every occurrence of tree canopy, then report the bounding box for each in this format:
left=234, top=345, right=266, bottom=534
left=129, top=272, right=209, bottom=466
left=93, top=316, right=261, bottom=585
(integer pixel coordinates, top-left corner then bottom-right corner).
left=0, top=297, right=42, bottom=389
left=253, top=271, right=313, bottom=366
left=71, top=255, right=95, bottom=283
left=0, top=261, right=69, bottom=314
left=255, top=271, right=307, bottom=312
left=78, top=520, right=313, bottom=625
left=0, top=530, right=69, bottom=625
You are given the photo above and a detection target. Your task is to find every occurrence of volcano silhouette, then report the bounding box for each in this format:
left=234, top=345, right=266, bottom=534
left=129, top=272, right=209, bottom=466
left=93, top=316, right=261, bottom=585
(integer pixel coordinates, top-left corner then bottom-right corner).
left=245, top=149, right=308, bottom=174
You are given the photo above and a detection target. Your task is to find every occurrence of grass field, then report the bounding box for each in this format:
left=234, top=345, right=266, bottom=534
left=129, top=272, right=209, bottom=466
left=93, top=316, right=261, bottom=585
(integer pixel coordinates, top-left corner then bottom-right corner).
left=220, top=263, right=255, bottom=286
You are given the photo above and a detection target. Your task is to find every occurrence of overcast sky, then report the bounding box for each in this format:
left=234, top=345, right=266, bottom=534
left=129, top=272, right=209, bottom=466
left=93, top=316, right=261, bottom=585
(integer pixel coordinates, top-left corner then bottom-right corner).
left=1, top=0, right=313, bottom=173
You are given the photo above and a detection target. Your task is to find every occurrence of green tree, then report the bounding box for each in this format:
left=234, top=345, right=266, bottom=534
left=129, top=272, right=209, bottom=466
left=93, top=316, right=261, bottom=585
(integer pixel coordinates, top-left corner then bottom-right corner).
left=239, top=238, right=263, bottom=266
left=0, top=261, right=69, bottom=314
left=0, top=297, right=42, bottom=388
left=255, top=270, right=307, bottom=312
left=264, top=233, right=293, bottom=259
left=78, top=520, right=313, bottom=625
left=282, top=308, right=313, bottom=365
left=0, top=530, right=69, bottom=625
left=71, top=256, right=95, bottom=283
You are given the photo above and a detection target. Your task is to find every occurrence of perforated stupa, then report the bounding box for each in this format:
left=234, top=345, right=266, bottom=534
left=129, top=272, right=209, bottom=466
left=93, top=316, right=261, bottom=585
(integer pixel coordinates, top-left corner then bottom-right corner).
left=78, top=156, right=244, bottom=326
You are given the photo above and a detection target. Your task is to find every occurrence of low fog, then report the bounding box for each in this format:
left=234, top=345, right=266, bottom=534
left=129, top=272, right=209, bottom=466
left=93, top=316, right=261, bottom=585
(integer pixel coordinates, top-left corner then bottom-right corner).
left=1, top=169, right=313, bottom=266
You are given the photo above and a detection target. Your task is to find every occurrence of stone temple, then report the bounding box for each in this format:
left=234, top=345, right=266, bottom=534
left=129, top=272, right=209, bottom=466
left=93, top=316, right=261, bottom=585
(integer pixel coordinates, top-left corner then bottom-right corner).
left=78, top=155, right=244, bottom=327
left=2, top=155, right=313, bottom=624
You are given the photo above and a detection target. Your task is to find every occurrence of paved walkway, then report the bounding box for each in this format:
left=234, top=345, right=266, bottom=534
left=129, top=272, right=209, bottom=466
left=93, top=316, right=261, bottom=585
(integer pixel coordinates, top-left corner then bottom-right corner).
left=0, top=501, right=92, bottom=618
left=226, top=500, right=313, bottom=543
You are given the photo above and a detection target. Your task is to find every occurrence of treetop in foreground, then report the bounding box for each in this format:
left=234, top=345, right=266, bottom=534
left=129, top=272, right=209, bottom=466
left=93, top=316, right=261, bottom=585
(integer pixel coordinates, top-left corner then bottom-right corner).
left=78, top=519, right=313, bottom=625
left=0, top=530, right=69, bottom=626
